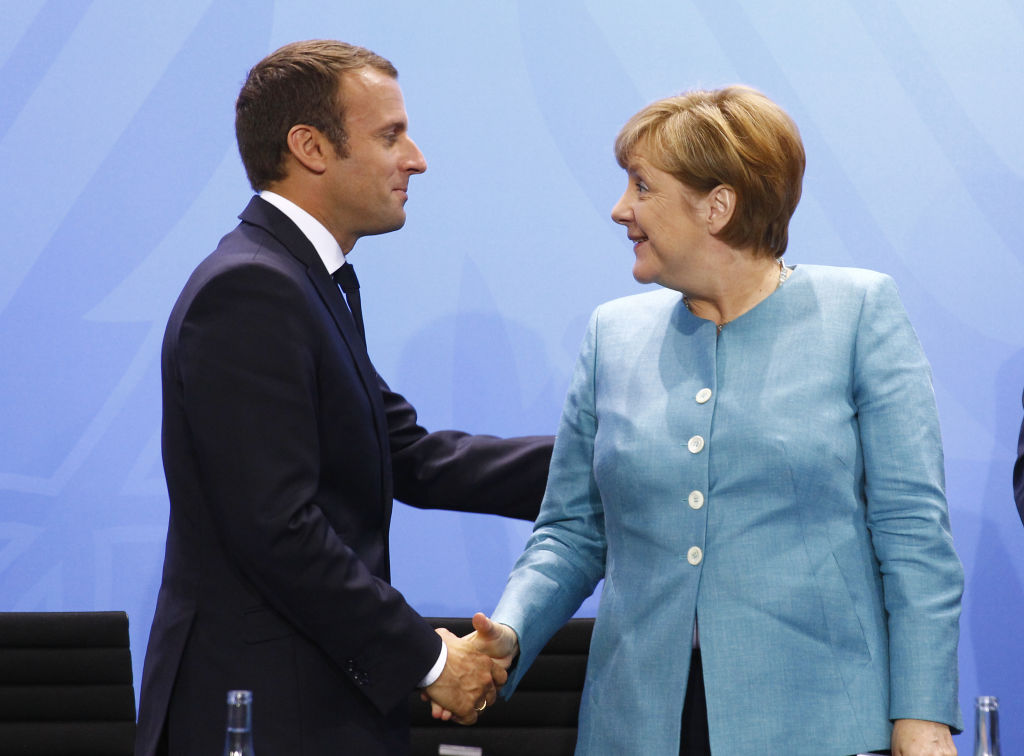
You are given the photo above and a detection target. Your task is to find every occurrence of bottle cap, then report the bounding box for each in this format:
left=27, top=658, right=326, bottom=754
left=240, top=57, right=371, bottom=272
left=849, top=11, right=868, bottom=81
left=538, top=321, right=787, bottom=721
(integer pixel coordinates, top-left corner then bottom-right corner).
left=227, top=690, right=253, bottom=705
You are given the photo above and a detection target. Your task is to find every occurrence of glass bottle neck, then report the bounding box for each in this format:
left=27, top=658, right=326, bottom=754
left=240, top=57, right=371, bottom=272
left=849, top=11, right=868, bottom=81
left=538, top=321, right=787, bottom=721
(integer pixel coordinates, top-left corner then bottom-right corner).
left=223, top=690, right=254, bottom=756
left=975, top=696, right=1000, bottom=756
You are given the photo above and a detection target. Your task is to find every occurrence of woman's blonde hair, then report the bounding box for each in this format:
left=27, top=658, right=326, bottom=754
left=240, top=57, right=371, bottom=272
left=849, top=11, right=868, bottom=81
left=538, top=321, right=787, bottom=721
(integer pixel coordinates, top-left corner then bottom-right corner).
left=615, top=86, right=805, bottom=257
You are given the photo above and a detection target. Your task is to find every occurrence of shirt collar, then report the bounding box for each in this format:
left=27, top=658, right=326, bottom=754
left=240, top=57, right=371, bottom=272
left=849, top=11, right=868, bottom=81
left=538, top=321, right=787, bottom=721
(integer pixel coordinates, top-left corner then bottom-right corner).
left=259, top=190, right=346, bottom=275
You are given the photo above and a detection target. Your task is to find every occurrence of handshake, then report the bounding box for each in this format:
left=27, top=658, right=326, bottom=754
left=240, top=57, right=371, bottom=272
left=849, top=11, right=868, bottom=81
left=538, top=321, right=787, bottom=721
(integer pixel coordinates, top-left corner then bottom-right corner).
left=421, top=612, right=520, bottom=725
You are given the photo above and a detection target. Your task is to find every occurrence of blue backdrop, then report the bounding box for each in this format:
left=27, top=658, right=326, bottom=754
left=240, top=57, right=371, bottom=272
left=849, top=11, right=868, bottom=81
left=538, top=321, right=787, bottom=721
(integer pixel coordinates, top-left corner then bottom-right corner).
left=2, top=0, right=1022, bottom=749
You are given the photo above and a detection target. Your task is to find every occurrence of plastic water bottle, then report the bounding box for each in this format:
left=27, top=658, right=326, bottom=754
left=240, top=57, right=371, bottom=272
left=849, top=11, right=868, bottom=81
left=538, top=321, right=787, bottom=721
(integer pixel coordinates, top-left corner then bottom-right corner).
left=974, top=695, right=1000, bottom=756
left=222, top=690, right=255, bottom=756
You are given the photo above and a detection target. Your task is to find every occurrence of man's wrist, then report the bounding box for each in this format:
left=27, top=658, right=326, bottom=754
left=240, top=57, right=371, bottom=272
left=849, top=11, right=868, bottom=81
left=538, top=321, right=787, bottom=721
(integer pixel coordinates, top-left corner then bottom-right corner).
left=418, top=639, right=447, bottom=687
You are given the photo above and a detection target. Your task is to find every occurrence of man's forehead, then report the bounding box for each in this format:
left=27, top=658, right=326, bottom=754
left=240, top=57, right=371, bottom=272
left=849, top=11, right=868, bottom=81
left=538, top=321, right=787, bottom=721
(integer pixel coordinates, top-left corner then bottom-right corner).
left=341, top=66, right=396, bottom=90
left=339, top=67, right=406, bottom=116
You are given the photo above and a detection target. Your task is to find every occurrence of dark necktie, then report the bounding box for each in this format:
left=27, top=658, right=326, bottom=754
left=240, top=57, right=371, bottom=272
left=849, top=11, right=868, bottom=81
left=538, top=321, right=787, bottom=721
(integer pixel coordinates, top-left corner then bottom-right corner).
left=332, top=263, right=365, bottom=343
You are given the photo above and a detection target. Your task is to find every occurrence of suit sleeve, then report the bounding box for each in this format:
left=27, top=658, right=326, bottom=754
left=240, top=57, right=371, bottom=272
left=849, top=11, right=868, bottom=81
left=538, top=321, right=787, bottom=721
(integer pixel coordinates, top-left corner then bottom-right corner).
left=853, top=275, right=963, bottom=731
left=176, top=263, right=439, bottom=715
left=382, top=378, right=554, bottom=521
left=491, top=309, right=608, bottom=695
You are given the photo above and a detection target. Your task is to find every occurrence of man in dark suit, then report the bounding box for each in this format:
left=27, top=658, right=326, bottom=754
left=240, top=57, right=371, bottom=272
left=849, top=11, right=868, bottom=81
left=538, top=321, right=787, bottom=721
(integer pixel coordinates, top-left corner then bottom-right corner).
left=135, top=40, right=553, bottom=755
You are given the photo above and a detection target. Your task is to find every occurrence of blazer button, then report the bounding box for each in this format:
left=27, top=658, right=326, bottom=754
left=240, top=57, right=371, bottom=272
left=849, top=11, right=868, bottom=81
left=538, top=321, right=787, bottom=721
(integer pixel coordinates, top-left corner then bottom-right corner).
left=688, top=491, right=705, bottom=509
left=687, top=546, right=703, bottom=565
left=687, top=435, right=705, bottom=454
left=695, top=388, right=712, bottom=404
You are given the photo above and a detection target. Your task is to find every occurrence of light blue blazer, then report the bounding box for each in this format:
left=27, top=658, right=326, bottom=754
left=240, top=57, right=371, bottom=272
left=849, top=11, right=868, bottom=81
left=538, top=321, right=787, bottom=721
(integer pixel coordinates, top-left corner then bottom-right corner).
left=493, top=265, right=963, bottom=756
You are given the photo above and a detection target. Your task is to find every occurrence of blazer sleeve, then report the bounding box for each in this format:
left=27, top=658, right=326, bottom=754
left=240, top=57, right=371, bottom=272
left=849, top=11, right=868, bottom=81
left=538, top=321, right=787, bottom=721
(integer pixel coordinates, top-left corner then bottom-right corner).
left=175, top=263, right=439, bottom=715
left=853, top=275, right=964, bottom=731
left=383, top=378, right=554, bottom=521
left=491, top=309, right=608, bottom=694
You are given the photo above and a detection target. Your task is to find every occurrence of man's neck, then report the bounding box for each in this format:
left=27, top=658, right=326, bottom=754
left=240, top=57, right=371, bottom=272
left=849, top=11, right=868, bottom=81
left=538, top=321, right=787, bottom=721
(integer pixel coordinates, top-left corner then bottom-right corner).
left=263, top=180, right=356, bottom=253
left=259, top=189, right=348, bottom=275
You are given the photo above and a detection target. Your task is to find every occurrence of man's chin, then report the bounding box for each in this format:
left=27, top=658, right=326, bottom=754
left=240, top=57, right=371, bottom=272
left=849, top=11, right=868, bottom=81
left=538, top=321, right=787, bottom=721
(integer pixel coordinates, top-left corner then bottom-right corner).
left=361, top=216, right=407, bottom=239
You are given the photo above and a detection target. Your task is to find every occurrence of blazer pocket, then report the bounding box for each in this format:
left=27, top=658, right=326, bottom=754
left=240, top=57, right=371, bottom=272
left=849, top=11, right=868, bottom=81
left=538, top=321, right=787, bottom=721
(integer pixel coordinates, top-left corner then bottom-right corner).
left=242, top=605, right=296, bottom=644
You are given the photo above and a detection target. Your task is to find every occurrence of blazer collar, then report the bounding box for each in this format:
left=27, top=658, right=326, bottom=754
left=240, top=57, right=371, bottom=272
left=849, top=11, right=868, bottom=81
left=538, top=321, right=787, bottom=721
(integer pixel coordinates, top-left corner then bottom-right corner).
left=238, top=195, right=390, bottom=463
left=239, top=195, right=323, bottom=271
left=239, top=197, right=359, bottom=345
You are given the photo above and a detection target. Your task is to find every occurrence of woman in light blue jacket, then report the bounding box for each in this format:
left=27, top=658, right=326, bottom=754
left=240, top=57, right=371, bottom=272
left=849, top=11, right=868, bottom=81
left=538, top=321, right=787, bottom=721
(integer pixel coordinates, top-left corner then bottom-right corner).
left=467, top=87, right=963, bottom=756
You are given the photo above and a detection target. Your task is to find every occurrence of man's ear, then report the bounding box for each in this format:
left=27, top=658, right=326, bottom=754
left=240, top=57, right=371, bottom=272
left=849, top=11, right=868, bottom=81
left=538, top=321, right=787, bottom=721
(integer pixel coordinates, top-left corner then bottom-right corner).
left=706, top=184, right=737, bottom=234
left=285, top=124, right=330, bottom=175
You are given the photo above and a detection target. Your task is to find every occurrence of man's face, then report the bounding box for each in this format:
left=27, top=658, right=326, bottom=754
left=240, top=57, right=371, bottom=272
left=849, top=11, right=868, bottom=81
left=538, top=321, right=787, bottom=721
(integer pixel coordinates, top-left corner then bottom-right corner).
left=325, top=67, right=427, bottom=252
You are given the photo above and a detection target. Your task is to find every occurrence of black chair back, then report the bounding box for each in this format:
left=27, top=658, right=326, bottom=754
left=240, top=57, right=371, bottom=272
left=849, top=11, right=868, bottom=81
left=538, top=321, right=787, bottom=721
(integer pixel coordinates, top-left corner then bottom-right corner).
left=0, top=611, right=136, bottom=755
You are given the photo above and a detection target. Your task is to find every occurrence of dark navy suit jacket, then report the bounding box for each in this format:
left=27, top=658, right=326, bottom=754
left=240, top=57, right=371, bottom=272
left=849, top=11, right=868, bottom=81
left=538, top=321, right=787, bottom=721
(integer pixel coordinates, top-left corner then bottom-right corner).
left=135, top=197, right=552, bottom=755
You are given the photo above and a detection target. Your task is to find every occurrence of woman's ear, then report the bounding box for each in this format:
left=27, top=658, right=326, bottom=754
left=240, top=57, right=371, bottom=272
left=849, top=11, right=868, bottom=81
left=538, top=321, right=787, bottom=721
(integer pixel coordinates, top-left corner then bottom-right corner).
left=706, top=184, right=736, bottom=234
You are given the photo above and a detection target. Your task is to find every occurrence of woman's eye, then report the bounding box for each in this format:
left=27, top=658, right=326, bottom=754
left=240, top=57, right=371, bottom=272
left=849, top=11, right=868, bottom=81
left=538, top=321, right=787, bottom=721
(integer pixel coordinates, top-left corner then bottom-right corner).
left=636, top=181, right=649, bottom=193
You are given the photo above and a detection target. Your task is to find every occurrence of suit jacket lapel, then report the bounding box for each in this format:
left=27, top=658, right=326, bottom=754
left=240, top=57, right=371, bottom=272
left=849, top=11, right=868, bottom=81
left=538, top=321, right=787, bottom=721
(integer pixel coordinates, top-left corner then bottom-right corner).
left=237, top=197, right=392, bottom=481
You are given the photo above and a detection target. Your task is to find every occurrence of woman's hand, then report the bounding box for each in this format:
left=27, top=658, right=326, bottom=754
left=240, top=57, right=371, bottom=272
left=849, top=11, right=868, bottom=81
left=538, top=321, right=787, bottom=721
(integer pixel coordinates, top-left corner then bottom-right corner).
left=463, top=612, right=520, bottom=669
left=891, top=718, right=956, bottom=756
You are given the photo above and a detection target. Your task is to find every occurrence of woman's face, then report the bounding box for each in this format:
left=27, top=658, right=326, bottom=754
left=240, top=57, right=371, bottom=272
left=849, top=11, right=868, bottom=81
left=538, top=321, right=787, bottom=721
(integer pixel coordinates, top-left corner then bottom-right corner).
left=611, top=148, right=710, bottom=290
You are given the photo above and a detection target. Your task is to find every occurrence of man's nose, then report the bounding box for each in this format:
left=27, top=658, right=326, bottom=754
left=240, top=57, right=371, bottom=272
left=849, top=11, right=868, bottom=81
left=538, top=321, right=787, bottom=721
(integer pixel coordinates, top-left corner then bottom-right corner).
left=405, top=137, right=427, bottom=174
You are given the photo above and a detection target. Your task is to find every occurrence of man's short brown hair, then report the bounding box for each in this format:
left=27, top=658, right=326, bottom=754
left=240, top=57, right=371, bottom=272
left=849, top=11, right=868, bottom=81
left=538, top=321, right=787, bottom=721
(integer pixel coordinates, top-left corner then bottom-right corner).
left=615, top=86, right=805, bottom=257
left=235, top=40, right=397, bottom=191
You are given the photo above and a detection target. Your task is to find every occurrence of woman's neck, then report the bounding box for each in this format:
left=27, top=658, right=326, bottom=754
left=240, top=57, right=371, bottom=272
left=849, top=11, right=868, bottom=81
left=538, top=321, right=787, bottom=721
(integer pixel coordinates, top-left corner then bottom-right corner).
left=682, top=254, right=786, bottom=330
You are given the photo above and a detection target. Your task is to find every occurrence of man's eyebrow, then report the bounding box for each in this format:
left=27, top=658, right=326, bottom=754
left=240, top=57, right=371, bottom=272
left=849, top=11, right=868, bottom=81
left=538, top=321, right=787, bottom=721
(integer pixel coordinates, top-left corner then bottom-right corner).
left=377, top=119, right=408, bottom=135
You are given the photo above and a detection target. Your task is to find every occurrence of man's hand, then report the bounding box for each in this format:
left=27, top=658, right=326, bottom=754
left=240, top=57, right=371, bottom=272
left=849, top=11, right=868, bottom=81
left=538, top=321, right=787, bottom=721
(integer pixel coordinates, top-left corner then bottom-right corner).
left=422, top=613, right=520, bottom=722
left=423, top=627, right=507, bottom=725
left=891, top=718, right=956, bottom=756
